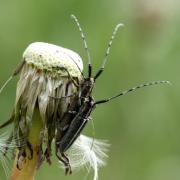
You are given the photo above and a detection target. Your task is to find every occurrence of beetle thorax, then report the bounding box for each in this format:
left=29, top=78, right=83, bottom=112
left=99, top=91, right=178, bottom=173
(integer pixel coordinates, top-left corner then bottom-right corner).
left=81, top=77, right=95, bottom=98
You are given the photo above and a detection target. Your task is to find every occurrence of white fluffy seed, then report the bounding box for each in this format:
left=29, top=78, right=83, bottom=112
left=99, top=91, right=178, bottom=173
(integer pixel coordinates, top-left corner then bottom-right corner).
left=64, top=135, right=109, bottom=180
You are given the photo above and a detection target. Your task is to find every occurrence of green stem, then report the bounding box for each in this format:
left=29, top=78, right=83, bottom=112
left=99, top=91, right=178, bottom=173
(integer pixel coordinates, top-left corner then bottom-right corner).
left=11, top=108, right=43, bottom=180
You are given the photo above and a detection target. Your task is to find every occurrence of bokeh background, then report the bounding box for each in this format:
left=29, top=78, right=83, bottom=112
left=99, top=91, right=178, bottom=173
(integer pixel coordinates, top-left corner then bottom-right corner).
left=0, top=0, right=180, bottom=180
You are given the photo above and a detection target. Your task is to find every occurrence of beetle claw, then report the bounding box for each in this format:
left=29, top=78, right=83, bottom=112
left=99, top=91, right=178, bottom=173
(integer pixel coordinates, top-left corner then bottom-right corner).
left=16, top=149, right=27, bottom=170
left=44, top=148, right=52, bottom=165
left=56, top=151, right=72, bottom=175
left=27, top=141, right=33, bottom=160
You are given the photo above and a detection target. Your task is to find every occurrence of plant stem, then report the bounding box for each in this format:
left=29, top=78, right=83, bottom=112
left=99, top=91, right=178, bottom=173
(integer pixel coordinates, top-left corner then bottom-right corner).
left=11, top=108, right=43, bottom=180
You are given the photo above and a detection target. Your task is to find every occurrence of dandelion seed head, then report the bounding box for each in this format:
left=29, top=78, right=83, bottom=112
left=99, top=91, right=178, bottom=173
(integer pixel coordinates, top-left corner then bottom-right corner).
left=0, top=41, right=84, bottom=175
left=23, top=42, right=83, bottom=78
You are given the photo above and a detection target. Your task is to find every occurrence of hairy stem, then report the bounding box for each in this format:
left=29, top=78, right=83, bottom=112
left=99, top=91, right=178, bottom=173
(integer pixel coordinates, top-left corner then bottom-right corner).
left=11, top=108, right=42, bottom=180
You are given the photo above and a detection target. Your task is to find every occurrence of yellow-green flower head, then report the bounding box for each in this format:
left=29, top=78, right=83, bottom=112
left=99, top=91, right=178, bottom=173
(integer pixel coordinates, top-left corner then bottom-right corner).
left=23, top=42, right=83, bottom=78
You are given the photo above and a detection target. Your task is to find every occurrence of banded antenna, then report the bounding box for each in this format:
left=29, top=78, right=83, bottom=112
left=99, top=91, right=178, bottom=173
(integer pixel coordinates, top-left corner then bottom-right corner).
left=95, top=80, right=171, bottom=105
left=71, top=14, right=92, bottom=78
left=0, top=60, right=25, bottom=95
left=94, top=23, right=124, bottom=80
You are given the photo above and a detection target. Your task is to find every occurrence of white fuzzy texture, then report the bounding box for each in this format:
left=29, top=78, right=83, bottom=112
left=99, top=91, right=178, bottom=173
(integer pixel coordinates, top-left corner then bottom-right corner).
left=0, top=133, right=15, bottom=179
left=65, top=135, right=109, bottom=180
left=23, top=42, right=83, bottom=78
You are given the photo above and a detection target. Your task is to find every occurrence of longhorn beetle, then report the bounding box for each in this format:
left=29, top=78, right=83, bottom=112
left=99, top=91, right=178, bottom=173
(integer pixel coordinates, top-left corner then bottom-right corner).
left=51, top=14, right=170, bottom=174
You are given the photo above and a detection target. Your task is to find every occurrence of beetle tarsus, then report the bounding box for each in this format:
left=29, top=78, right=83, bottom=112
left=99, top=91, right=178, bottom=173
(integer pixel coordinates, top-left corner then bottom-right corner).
left=56, top=151, right=72, bottom=175
left=44, top=148, right=52, bottom=165
left=27, top=141, right=33, bottom=160
left=16, top=149, right=27, bottom=170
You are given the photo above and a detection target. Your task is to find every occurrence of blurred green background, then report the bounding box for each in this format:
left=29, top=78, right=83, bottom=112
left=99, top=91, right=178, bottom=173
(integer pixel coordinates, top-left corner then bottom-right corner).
left=0, top=0, right=180, bottom=180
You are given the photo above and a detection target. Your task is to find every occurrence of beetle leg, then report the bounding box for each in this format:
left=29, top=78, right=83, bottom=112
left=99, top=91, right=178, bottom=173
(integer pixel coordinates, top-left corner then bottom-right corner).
left=55, top=149, right=72, bottom=175
left=27, top=141, right=33, bottom=160
left=62, top=67, right=79, bottom=88
left=49, top=93, right=76, bottom=100
left=37, top=143, right=44, bottom=169
left=44, top=148, right=52, bottom=165
left=62, top=153, right=72, bottom=175
left=16, top=149, right=26, bottom=170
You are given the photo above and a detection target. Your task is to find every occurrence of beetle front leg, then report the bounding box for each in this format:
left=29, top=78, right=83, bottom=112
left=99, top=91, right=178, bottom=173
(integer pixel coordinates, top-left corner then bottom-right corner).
left=44, top=137, right=53, bottom=165
left=55, top=142, right=72, bottom=175
left=16, top=148, right=27, bottom=170
left=27, top=141, right=33, bottom=160
left=56, top=152, right=72, bottom=175
left=62, top=153, right=72, bottom=175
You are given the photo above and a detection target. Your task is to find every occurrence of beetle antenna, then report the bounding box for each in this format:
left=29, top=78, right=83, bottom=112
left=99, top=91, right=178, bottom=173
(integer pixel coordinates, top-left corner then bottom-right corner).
left=68, top=56, right=85, bottom=79
left=95, top=80, right=171, bottom=105
left=71, top=14, right=92, bottom=78
left=94, top=23, right=124, bottom=80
